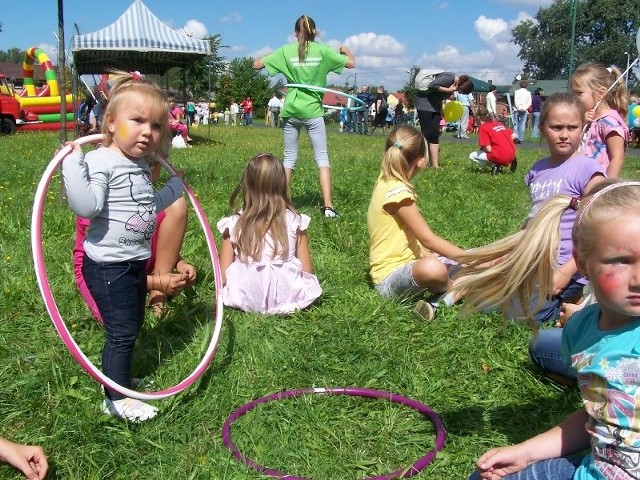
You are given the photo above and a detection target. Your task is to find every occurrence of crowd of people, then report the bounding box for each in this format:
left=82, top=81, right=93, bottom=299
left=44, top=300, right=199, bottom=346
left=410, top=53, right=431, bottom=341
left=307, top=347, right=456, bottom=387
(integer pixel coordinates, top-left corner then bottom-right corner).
left=7, top=12, right=638, bottom=479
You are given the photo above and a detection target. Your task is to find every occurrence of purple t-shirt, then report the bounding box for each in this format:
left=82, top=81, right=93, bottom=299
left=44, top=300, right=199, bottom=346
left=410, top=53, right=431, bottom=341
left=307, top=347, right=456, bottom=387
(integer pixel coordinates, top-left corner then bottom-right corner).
left=524, top=154, right=605, bottom=282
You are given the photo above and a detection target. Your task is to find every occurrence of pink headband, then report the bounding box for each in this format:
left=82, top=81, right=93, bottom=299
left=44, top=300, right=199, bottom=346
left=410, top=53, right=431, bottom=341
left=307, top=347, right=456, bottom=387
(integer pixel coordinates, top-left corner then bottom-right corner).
left=577, top=181, right=640, bottom=224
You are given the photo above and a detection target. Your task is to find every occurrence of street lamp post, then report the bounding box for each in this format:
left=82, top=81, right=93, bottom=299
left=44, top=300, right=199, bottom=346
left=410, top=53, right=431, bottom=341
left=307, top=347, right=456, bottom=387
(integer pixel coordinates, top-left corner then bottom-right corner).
left=345, top=73, right=357, bottom=89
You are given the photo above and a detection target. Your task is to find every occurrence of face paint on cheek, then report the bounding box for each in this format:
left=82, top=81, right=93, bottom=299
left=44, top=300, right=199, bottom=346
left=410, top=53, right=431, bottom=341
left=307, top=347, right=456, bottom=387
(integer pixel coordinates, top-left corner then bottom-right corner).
left=595, top=268, right=621, bottom=299
left=117, top=124, right=128, bottom=139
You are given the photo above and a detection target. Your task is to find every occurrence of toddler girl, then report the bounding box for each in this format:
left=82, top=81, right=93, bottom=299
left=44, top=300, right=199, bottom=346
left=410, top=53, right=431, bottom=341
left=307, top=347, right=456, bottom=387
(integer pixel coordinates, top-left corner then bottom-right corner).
left=61, top=71, right=184, bottom=422
left=217, top=153, right=322, bottom=314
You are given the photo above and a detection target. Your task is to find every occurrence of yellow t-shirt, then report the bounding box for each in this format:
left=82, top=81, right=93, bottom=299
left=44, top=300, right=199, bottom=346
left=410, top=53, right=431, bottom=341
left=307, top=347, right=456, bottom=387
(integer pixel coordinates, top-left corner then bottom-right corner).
left=367, top=174, right=422, bottom=285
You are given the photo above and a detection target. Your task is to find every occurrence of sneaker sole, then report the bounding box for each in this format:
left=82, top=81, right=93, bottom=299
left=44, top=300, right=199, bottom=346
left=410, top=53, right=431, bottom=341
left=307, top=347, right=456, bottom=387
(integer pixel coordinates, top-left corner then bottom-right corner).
left=413, top=300, right=436, bottom=321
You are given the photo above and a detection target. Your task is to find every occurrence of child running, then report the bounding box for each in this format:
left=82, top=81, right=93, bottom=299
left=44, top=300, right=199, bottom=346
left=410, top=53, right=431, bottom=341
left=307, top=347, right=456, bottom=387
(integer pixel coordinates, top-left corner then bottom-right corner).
left=465, top=180, right=640, bottom=480
left=468, top=106, right=518, bottom=174
left=367, top=125, right=466, bottom=320
left=217, top=153, right=322, bottom=314
left=61, top=71, right=184, bottom=422
left=253, top=15, right=355, bottom=218
left=571, top=62, right=629, bottom=177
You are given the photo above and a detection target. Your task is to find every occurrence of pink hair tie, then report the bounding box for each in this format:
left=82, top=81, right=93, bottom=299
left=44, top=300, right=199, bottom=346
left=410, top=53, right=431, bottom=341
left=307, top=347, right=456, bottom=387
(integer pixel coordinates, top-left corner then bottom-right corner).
left=130, top=71, right=143, bottom=81
left=577, top=181, right=640, bottom=223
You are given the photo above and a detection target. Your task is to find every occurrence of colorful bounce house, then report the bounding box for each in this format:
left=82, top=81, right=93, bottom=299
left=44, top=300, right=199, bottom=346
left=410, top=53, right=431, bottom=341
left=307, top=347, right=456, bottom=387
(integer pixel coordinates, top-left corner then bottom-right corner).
left=0, top=47, right=75, bottom=134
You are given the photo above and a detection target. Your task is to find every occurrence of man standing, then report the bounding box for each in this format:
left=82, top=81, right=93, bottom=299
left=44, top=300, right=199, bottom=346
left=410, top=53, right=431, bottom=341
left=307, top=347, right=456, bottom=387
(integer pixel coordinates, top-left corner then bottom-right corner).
left=513, top=80, right=531, bottom=144
left=230, top=101, right=239, bottom=126
left=267, top=93, right=283, bottom=128
left=355, top=85, right=373, bottom=135
left=486, top=85, right=497, bottom=119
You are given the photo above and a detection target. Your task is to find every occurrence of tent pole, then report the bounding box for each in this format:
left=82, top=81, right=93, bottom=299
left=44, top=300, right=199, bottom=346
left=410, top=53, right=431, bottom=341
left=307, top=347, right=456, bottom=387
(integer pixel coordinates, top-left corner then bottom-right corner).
left=58, top=0, right=67, bottom=143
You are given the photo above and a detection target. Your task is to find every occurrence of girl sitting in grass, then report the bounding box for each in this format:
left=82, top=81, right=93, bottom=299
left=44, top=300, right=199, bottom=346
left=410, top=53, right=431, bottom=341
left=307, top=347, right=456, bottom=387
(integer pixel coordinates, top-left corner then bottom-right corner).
left=462, top=180, right=640, bottom=480
left=217, top=153, right=322, bottom=314
left=367, top=125, right=466, bottom=321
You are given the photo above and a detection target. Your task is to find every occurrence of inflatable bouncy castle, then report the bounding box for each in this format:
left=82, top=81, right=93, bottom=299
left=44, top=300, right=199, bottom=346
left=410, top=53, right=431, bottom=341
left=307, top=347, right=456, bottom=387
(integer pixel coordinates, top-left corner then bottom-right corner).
left=0, top=47, right=75, bottom=133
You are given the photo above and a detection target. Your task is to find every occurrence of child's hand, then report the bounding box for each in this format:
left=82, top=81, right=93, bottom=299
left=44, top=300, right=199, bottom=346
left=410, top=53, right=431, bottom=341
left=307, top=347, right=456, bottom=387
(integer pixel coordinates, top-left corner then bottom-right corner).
left=556, top=302, right=582, bottom=327
left=474, top=444, right=530, bottom=479
left=584, top=108, right=596, bottom=123
left=151, top=272, right=191, bottom=296
left=552, top=268, right=572, bottom=296
left=176, top=260, right=197, bottom=286
left=0, top=438, right=48, bottom=480
left=56, top=141, right=81, bottom=157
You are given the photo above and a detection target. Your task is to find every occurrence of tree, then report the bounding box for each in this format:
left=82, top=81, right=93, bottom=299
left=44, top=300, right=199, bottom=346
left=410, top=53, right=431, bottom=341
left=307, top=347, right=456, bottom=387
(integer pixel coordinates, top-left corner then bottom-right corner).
left=0, top=48, right=26, bottom=63
left=511, top=0, right=640, bottom=84
left=402, top=65, right=422, bottom=109
left=215, top=57, right=272, bottom=114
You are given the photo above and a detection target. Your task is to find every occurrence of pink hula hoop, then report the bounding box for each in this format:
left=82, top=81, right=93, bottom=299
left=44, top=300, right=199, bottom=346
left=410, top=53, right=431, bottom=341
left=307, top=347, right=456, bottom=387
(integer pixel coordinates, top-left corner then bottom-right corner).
left=222, top=387, right=446, bottom=479
left=30, top=134, right=224, bottom=400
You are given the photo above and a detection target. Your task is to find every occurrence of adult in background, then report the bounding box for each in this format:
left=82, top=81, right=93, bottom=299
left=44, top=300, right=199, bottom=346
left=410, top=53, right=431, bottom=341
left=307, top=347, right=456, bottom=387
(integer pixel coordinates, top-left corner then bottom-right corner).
left=513, top=79, right=532, bottom=143
left=394, top=100, right=404, bottom=126
left=486, top=84, right=497, bottom=119
left=454, top=89, right=475, bottom=139
left=355, top=84, right=373, bottom=135
left=253, top=14, right=355, bottom=218
left=267, top=93, right=283, bottom=128
left=230, top=100, right=239, bottom=126
left=370, top=85, right=388, bottom=136
left=241, top=96, right=254, bottom=126
left=415, top=72, right=474, bottom=168
left=530, top=87, right=544, bottom=138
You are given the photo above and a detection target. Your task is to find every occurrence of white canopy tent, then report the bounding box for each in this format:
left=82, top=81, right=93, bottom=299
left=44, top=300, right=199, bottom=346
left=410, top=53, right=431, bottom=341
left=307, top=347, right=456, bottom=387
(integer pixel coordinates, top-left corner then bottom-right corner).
left=71, top=0, right=211, bottom=75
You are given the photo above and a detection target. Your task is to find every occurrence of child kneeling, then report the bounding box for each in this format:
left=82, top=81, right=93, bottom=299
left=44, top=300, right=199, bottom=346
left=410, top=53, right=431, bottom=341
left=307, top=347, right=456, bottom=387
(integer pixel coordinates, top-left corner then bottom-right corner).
left=469, top=107, right=517, bottom=174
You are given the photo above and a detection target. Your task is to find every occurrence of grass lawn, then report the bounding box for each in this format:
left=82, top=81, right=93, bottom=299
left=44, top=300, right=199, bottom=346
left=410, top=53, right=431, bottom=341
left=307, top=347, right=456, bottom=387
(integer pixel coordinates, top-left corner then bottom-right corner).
left=0, top=124, right=638, bottom=479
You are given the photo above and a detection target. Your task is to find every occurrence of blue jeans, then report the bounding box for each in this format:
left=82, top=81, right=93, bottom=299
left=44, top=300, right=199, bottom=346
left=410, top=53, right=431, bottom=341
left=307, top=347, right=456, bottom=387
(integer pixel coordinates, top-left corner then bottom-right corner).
left=526, top=279, right=583, bottom=324
left=468, top=456, right=583, bottom=480
left=82, top=254, right=147, bottom=400
left=515, top=110, right=528, bottom=142
left=356, top=111, right=368, bottom=134
left=531, top=112, right=541, bottom=138
left=529, top=328, right=577, bottom=380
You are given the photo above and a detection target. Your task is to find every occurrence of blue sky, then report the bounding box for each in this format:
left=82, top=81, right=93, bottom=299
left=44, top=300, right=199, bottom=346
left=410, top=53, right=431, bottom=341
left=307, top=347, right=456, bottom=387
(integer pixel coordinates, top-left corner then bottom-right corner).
left=0, top=0, right=553, bottom=91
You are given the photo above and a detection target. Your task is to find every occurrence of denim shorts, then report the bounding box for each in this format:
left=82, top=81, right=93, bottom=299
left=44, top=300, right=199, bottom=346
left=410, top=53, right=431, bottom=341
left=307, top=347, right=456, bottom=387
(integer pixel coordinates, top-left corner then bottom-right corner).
left=374, top=262, right=422, bottom=298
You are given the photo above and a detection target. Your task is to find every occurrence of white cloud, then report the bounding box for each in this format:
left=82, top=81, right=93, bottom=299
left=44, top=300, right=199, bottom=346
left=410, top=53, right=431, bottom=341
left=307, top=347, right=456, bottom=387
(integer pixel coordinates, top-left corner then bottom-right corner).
left=180, top=20, right=208, bottom=39
left=248, top=46, right=273, bottom=60
left=509, top=11, right=536, bottom=28
left=435, top=2, right=449, bottom=10
left=475, top=16, right=508, bottom=43
left=220, top=13, right=242, bottom=24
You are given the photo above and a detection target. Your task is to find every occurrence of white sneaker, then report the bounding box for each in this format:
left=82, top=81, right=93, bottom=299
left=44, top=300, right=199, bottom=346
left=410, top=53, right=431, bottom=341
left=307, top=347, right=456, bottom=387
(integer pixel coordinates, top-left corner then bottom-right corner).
left=322, top=206, right=339, bottom=218
left=102, top=397, right=158, bottom=422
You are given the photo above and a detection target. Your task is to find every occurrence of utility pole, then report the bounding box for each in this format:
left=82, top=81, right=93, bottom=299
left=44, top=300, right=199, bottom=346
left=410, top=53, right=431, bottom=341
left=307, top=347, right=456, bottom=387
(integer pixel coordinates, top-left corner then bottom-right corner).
left=567, top=0, right=577, bottom=81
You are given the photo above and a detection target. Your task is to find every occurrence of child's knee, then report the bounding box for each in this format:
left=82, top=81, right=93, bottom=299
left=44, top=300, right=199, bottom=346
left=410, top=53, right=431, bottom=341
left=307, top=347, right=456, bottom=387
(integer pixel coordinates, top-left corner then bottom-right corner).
left=412, top=258, right=449, bottom=289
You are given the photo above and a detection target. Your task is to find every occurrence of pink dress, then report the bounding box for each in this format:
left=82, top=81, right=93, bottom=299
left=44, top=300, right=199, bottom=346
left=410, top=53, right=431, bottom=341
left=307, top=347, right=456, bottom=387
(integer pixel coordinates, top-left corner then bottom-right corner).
left=581, top=108, right=629, bottom=171
left=217, top=210, right=322, bottom=314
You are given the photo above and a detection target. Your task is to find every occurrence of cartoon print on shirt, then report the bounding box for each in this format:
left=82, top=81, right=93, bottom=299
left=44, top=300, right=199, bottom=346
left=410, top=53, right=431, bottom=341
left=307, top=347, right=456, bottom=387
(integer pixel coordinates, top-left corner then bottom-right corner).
left=125, top=171, right=156, bottom=240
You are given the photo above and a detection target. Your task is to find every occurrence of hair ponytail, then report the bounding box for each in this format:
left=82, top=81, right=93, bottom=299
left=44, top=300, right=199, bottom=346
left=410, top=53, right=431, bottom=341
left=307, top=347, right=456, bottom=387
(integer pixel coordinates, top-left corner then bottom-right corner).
left=295, top=15, right=316, bottom=62
left=450, top=195, right=574, bottom=322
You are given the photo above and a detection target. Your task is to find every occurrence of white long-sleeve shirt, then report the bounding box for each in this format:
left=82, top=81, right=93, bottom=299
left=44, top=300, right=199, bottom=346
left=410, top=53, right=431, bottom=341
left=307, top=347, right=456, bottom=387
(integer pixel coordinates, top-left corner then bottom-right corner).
left=62, top=147, right=183, bottom=263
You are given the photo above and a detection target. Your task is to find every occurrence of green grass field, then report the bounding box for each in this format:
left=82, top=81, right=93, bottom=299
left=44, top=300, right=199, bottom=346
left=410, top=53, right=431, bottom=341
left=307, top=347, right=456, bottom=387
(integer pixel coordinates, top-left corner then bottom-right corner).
left=1, top=124, right=638, bottom=479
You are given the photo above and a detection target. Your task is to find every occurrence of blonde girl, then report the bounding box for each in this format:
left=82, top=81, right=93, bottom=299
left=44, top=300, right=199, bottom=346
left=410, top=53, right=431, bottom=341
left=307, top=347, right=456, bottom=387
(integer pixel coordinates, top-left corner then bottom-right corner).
left=253, top=15, right=355, bottom=218
left=571, top=61, right=629, bottom=177
left=61, top=71, right=184, bottom=422
left=367, top=125, right=466, bottom=320
left=217, top=153, right=322, bottom=314
left=466, top=180, right=640, bottom=480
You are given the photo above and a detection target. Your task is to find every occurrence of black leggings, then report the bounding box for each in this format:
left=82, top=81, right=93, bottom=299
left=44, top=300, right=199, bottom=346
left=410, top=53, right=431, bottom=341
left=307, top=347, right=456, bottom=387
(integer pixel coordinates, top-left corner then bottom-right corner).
left=417, top=110, right=440, bottom=144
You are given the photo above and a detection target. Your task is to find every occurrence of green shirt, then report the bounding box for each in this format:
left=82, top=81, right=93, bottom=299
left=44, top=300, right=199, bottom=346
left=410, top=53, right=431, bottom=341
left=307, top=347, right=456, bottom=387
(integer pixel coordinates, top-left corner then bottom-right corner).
left=263, top=42, right=347, bottom=119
